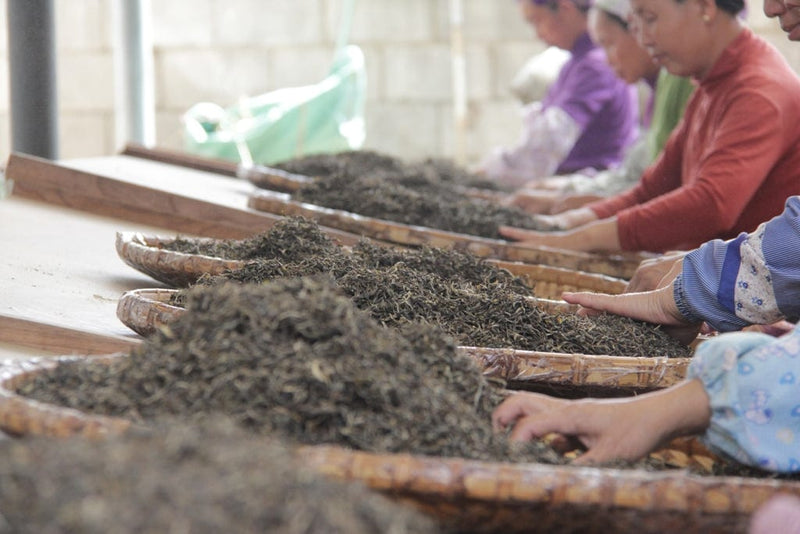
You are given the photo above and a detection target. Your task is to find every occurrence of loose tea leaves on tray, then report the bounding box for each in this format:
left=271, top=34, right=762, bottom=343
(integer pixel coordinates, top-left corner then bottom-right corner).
left=272, top=149, right=501, bottom=191
left=0, top=417, right=438, bottom=534
left=168, top=218, right=689, bottom=358
left=267, top=149, right=554, bottom=238
left=20, top=277, right=561, bottom=465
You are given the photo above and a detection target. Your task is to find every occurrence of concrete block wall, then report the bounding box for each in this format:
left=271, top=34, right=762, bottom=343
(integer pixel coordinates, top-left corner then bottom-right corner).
left=0, top=0, right=798, bottom=167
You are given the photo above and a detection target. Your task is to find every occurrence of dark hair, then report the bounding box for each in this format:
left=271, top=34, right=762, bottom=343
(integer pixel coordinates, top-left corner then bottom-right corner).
left=601, top=9, right=629, bottom=29
left=716, top=0, right=746, bottom=15
left=675, top=0, right=745, bottom=15
left=529, top=0, right=593, bottom=13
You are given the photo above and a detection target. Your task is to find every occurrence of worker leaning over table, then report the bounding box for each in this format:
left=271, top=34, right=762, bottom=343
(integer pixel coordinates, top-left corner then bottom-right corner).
left=476, top=0, right=640, bottom=190
left=493, top=0, right=800, bottom=476
left=498, top=0, right=800, bottom=254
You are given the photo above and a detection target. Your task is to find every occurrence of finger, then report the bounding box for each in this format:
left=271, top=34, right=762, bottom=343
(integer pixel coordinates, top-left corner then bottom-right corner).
left=491, top=395, right=539, bottom=431
left=492, top=393, right=563, bottom=432
left=499, top=225, right=537, bottom=241
left=561, top=291, right=617, bottom=313
left=508, top=413, right=581, bottom=443
left=545, top=433, right=586, bottom=454
left=492, top=392, right=567, bottom=431
left=492, top=403, right=527, bottom=432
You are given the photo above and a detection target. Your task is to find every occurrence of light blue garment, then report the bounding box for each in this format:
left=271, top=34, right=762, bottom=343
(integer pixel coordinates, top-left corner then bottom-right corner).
left=675, top=196, right=800, bottom=332
left=688, top=326, right=800, bottom=472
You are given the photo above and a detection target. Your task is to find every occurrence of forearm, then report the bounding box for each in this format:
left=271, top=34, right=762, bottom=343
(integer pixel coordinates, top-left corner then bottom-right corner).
left=678, top=197, right=800, bottom=331
left=635, top=379, right=711, bottom=447
left=688, top=326, right=800, bottom=473
left=561, top=217, right=621, bottom=252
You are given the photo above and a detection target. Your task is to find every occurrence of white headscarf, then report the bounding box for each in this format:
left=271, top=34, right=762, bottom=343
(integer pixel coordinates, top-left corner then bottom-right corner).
left=593, top=0, right=631, bottom=21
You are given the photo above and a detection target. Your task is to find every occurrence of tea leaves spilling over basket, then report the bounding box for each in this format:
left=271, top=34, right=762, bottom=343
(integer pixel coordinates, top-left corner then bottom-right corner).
left=116, top=232, right=246, bottom=287
left=116, top=287, right=691, bottom=395
left=0, top=355, right=797, bottom=534
left=247, top=190, right=646, bottom=279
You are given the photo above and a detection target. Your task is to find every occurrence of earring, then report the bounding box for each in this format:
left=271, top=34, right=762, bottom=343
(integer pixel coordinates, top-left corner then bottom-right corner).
left=703, top=14, right=710, bottom=22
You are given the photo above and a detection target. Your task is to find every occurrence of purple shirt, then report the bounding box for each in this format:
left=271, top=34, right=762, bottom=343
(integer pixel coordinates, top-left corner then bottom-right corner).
left=542, top=32, right=639, bottom=174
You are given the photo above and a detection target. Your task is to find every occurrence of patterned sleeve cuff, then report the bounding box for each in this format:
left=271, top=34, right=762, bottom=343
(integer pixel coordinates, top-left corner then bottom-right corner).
left=688, top=330, right=800, bottom=472
left=672, top=274, right=704, bottom=324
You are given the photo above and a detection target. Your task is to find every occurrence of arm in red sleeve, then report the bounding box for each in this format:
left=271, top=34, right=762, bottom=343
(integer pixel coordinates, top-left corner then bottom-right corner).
left=587, top=118, right=687, bottom=220
left=616, top=92, right=788, bottom=252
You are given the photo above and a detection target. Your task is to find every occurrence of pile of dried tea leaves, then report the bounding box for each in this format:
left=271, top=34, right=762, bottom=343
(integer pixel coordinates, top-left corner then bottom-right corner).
left=266, top=149, right=549, bottom=238
left=169, top=219, right=689, bottom=358
left=166, top=216, right=341, bottom=261
left=293, top=169, right=550, bottom=238
left=20, top=277, right=561, bottom=465
left=273, top=149, right=500, bottom=191
left=0, top=417, right=438, bottom=534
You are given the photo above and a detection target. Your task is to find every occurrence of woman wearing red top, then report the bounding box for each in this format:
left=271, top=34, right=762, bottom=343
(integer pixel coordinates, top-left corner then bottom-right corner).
left=499, top=0, right=800, bottom=254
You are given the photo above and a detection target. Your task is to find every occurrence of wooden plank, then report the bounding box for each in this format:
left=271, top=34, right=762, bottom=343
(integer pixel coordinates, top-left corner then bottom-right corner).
left=0, top=196, right=162, bottom=357
left=121, top=143, right=239, bottom=177
left=0, top=315, right=140, bottom=356
left=6, top=153, right=365, bottom=245
left=121, top=143, right=310, bottom=193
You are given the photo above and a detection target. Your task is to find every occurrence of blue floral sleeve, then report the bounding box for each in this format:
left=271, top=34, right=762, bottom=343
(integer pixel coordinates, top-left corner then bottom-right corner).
left=688, top=325, right=800, bottom=473
left=675, top=196, right=800, bottom=332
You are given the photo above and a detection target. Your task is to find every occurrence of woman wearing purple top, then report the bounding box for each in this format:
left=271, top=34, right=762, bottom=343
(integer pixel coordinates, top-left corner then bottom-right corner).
left=478, top=0, right=640, bottom=189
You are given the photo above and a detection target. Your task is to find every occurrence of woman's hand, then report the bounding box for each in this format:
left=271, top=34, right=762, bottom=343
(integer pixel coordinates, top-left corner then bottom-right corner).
left=500, top=216, right=621, bottom=253
left=625, top=251, right=687, bottom=293
left=492, top=380, right=712, bottom=465
left=561, top=258, right=703, bottom=343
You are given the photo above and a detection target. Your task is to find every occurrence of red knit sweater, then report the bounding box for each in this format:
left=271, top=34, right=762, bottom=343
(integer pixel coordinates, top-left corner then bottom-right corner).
left=589, top=28, right=800, bottom=253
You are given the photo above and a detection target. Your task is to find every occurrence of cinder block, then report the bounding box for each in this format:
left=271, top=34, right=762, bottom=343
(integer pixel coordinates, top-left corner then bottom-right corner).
left=0, top=58, right=7, bottom=113
left=56, top=0, right=110, bottom=51
left=454, top=99, right=526, bottom=164
left=383, top=45, right=452, bottom=101
left=155, top=110, right=188, bottom=152
left=0, top=1, right=6, bottom=53
left=362, top=101, right=444, bottom=159
left=359, top=45, right=383, bottom=101
left=213, top=0, right=326, bottom=47
left=331, top=0, right=435, bottom=43
left=0, top=113, right=9, bottom=164
left=462, top=44, right=493, bottom=101
left=156, top=49, right=272, bottom=109
left=58, top=52, right=114, bottom=111
left=59, top=112, right=113, bottom=158
left=269, top=46, right=341, bottom=88
left=152, top=0, right=214, bottom=47
left=461, top=0, right=533, bottom=42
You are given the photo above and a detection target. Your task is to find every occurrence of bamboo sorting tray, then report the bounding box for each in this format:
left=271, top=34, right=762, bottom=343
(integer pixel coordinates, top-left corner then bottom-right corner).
left=247, top=189, right=648, bottom=279
left=0, top=355, right=796, bottom=533
left=117, top=289, right=690, bottom=394
left=116, top=232, right=247, bottom=287
left=299, top=445, right=799, bottom=534
left=462, top=346, right=690, bottom=392
left=115, top=232, right=629, bottom=301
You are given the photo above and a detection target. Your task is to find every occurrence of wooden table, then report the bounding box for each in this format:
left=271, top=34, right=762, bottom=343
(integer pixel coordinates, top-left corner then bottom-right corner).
left=2, top=152, right=367, bottom=359
left=0, top=196, right=157, bottom=358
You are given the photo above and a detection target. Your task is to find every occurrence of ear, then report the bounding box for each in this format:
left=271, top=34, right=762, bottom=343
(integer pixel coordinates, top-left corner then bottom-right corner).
left=693, top=0, right=720, bottom=22
left=557, top=0, right=579, bottom=15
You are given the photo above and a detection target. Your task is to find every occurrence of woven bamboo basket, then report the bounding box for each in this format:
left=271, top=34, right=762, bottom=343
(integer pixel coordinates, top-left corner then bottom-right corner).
left=115, top=232, right=246, bottom=287
left=116, top=288, right=185, bottom=337
left=115, top=233, right=629, bottom=301
left=116, top=289, right=690, bottom=394
left=247, top=190, right=648, bottom=279
left=489, top=260, right=627, bottom=299
left=0, top=355, right=795, bottom=533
